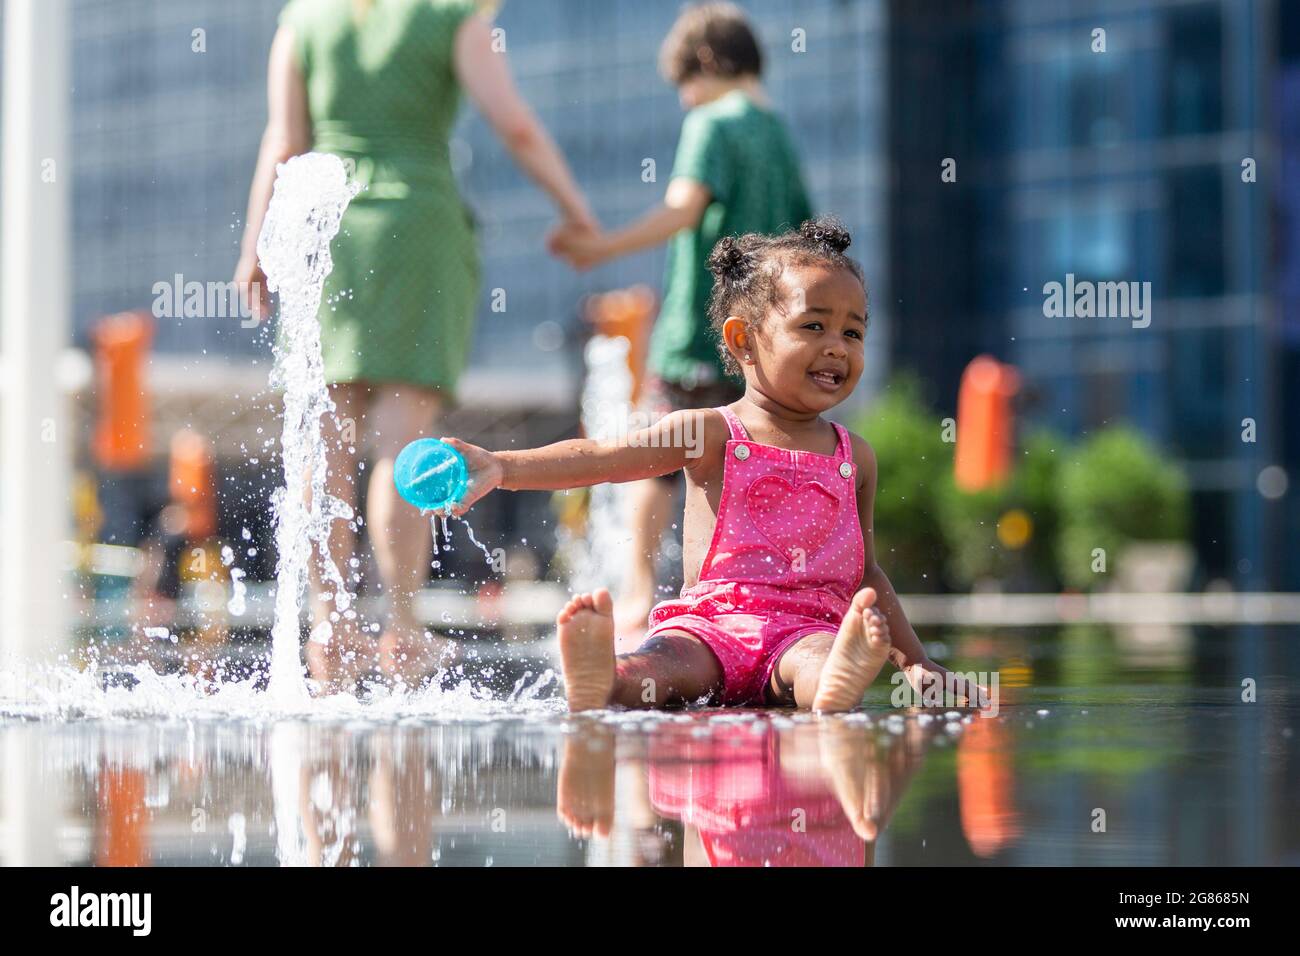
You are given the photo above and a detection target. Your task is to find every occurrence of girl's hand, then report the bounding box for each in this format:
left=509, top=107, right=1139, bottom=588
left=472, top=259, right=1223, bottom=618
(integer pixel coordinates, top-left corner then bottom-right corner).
left=234, top=253, right=271, bottom=322
left=900, top=659, right=990, bottom=710
left=440, top=436, right=504, bottom=517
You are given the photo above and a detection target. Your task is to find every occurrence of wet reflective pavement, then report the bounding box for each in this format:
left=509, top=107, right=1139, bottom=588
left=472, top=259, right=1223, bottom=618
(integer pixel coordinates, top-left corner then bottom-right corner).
left=2, top=625, right=1297, bottom=866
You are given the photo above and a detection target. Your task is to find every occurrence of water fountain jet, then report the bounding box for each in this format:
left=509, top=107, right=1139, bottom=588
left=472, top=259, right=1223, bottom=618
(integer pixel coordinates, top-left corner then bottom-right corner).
left=256, top=152, right=361, bottom=705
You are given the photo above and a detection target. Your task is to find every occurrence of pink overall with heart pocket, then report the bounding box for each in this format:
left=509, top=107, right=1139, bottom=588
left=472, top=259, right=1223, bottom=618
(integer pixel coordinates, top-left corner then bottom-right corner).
left=643, top=405, right=865, bottom=704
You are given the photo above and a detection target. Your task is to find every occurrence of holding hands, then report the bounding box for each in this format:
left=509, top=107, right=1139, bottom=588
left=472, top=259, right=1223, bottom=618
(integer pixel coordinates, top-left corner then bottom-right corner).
left=547, top=216, right=609, bottom=271
left=547, top=177, right=712, bottom=272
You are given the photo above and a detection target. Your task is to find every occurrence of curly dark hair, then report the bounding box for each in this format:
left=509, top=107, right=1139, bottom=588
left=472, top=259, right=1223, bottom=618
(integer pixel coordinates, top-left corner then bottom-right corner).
left=706, top=217, right=867, bottom=377
left=658, top=3, right=763, bottom=85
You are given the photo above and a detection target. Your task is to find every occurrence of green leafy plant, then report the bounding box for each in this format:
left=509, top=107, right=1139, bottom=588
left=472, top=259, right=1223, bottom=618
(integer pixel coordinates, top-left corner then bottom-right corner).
left=936, top=432, right=1066, bottom=590
left=855, top=379, right=1190, bottom=594
left=1055, top=427, right=1190, bottom=590
left=854, top=376, right=951, bottom=592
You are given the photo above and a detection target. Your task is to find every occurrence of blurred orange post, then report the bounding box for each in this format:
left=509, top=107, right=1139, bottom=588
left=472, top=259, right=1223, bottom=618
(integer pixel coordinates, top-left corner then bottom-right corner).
left=954, top=355, right=1021, bottom=491
left=170, top=430, right=218, bottom=541
left=91, top=310, right=153, bottom=471
left=956, top=718, right=1022, bottom=858
left=95, top=766, right=148, bottom=867
left=585, top=285, right=656, bottom=403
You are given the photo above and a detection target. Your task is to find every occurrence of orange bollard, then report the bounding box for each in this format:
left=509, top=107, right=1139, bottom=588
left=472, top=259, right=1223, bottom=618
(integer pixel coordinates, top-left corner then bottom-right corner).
left=96, top=766, right=149, bottom=867
left=169, top=430, right=217, bottom=540
left=954, top=356, right=1021, bottom=491
left=91, top=311, right=153, bottom=471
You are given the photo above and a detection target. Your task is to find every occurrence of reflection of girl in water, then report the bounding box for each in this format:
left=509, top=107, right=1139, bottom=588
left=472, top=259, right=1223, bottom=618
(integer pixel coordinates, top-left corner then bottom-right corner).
left=647, top=724, right=866, bottom=867
left=556, top=719, right=935, bottom=867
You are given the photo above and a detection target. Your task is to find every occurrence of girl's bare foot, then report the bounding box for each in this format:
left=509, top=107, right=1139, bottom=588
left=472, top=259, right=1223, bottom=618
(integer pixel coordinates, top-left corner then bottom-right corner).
left=812, top=588, right=891, bottom=713
left=817, top=723, right=885, bottom=841
left=557, top=589, right=616, bottom=712
left=818, top=718, right=934, bottom=843
left=556, top=728, right=616, bottom=838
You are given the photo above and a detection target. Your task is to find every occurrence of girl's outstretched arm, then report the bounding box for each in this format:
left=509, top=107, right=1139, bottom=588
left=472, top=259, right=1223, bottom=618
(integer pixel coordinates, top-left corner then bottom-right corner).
left=442, top=408, right=718, bottom=516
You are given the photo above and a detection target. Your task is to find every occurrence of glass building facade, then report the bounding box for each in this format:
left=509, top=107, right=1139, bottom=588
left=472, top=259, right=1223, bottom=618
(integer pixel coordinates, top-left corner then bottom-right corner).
left=1000, top=0, right=1276, bottom=590
left=888, top=0, right=1297, bottom=589
left=70, top=0, right=283, bottom=356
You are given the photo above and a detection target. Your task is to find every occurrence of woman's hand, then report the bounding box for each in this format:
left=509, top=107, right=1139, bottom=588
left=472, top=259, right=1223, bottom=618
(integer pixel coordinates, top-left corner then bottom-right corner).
left=439, top=436, right=505, bottom=517
left=234, top=253, right=272, bottom=322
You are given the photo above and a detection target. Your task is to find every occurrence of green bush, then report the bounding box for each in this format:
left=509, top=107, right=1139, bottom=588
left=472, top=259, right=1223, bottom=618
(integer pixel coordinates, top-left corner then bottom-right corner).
left=853, top=376, right=951, bottom=592
left=1056, top=427, right=1190, bottom=590
left=856, top=379, right=1190, bottom=594
left=937, top=432, right=1065, bottom=590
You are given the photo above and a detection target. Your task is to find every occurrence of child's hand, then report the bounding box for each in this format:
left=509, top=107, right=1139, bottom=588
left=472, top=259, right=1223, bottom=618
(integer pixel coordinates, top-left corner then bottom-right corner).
left=900, top=659, right=990, bottom=710
left=439, top=436, right=504, bottom=517
left=547, top=220, right=607, bottom=271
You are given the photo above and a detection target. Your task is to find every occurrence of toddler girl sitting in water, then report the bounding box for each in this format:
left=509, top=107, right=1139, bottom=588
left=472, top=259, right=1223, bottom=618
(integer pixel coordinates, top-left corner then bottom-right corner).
left=445, top=217, right=963, bottom=712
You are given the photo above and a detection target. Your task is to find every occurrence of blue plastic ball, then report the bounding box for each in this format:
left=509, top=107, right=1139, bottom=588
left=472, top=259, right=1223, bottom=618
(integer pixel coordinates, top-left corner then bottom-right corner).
left=393, top=438, right=469, bottom=512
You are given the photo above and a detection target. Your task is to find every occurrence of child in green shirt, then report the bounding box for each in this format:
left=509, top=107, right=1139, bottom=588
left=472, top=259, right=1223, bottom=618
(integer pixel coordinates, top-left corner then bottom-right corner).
left=549, top=2, right=814, bottom=643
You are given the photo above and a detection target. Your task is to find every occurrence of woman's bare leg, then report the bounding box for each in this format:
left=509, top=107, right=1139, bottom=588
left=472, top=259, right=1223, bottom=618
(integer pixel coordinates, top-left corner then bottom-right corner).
left=557, top=588, right=723, bottom=711
left=306, top=382, right=371, bottom=688
left=368, top=729, right=436, bottom=865
left=366, top=384, right=448, bottom=682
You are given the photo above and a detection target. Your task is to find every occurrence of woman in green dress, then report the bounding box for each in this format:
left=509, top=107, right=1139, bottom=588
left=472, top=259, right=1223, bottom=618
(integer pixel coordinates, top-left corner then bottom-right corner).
left=237, top=0, right=594, bottom=689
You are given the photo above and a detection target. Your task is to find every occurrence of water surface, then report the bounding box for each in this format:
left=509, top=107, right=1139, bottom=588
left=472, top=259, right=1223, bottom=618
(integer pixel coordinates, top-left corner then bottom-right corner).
left=2, top=624, right=1295, bottom=866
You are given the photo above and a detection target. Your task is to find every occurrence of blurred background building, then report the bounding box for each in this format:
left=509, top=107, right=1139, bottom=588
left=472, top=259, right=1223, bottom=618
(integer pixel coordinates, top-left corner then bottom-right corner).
left=2, top=0, right=1294, bottom=590
left=889, top=0, right=1297, bottom=590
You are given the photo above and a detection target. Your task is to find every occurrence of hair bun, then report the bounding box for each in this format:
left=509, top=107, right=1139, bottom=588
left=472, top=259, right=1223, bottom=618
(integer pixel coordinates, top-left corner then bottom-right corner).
left=798, top=216, right=852, bottom=255
left=707, top=235, right=750, bottom=281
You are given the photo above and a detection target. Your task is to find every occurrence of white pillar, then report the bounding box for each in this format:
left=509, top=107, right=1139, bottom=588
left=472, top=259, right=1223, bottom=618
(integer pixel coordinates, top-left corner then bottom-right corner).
left=1, top=0, right=71, bottom=866
left=1, top=0, right=71, bottom=674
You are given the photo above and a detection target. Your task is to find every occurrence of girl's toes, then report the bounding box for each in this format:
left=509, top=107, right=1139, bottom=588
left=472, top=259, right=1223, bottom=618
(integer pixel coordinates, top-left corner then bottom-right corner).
left=558, top=595, right=589, bottom=623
